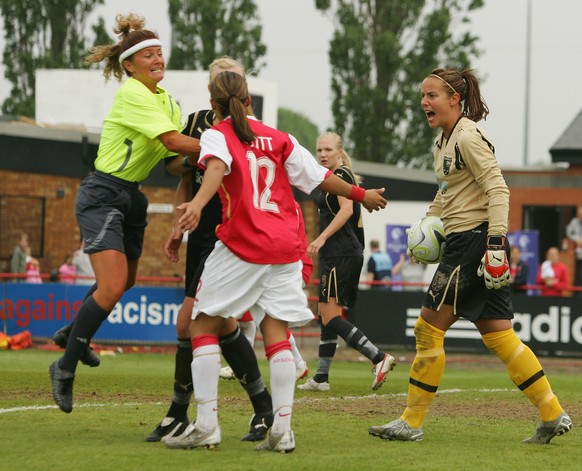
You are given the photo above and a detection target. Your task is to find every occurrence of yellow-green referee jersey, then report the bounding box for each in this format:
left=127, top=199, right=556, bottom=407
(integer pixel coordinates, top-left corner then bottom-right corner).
left=94, top=77, right=182, bottom=182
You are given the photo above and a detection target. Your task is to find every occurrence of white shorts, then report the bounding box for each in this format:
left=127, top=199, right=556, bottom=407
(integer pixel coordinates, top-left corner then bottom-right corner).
left=192, top=241, right=315, bottom=328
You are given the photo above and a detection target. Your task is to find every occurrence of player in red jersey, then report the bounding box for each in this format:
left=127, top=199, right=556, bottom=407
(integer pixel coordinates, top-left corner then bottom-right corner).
left=164, top=70, right=386, bottom=453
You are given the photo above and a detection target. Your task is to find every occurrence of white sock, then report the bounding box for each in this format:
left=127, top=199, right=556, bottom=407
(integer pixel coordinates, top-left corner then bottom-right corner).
left=238, top=321, right=257, bottom=347
left=191, top=343, right=221, bottom=431
left=288, top=333, right=304, bottom=367
left=269, top=349, right=295, bottom=434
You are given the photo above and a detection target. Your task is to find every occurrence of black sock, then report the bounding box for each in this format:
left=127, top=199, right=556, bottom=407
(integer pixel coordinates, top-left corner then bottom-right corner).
left=82, top=283, right=98, bottom=301
left=220, top=326, right=272, bottom=416
left=327, top=316, right=383, bottom=363
left=166, top=337, right=193, bottom=420
left=59, top=296, right=109, bottom=373
left=58, top=284, right=99, bottom=341
left=313, top=323, right=337, bottom=383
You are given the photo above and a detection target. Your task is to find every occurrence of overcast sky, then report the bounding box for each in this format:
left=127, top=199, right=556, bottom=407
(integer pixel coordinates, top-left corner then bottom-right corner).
left=1, top=0, right=581, bottom=168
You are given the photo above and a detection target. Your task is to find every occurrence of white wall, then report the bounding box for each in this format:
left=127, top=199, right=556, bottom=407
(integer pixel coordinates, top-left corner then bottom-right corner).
left=35, top=69, right=278, bottom=132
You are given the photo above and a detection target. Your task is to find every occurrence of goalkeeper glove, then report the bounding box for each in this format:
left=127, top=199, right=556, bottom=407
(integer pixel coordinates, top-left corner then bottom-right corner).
left=477, top=235, right=511, bottom=289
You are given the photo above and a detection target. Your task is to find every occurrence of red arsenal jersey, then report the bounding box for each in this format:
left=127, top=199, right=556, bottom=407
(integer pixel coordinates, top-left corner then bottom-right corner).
left=199, top=117, right=327, bottom=264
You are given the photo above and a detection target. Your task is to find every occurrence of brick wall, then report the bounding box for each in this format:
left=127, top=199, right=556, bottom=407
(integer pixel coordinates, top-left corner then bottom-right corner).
left=0, top=170, right=320, bottom=288
left=0, top=170, right=185, bottom=284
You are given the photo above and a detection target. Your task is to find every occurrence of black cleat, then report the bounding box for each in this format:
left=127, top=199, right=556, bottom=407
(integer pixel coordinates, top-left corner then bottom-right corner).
left=79, top=347, right=101, bottom=368
left=145, top=416, right=189, bottom=442
left=241, top=412, right=273, bottom=442
left=49, top=359, right=75, bottom=413
left=52, top=325, right=70, bottom=348
left=52, top=325, right=100, bottom=367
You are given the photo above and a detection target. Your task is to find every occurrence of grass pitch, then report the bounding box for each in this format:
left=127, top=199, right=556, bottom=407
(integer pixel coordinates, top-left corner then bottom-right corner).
left=1, top=347, right=580, bottom=471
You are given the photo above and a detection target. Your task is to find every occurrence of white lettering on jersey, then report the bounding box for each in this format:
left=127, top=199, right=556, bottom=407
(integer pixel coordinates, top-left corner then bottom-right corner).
left=247, top=150, right=279, bottom=213
left=251, top=136, right=273, bottom=151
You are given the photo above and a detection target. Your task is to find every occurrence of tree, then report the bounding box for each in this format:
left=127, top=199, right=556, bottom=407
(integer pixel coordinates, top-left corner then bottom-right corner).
left=0, top=0, right=107, bottom=117
left=315, top=0, right=484, bottom=168
left=168, top=0, right=266, bottom=73
left=277, top=108, right=320, bottom=154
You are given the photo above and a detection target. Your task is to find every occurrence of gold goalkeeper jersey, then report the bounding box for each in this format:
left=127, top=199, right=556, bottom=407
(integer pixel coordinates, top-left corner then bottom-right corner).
left=427, top=117, right=509, bottom=237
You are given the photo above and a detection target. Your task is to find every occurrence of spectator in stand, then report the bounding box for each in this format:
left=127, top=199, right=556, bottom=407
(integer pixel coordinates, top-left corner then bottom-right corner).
left=536, top=247, right=569, bottom=297
left=58, top=251, right=77, bottom=284
left=509, top=246, right=529, bottom=294
left=365, top=239, right=393, bottom=289
left=10, top=233, right=29, bottom=282
left=392, top=252, right=426, bottom=292
left=566, top=206, right=582, bottom=296
left=25, top=248, right=42, bottom=284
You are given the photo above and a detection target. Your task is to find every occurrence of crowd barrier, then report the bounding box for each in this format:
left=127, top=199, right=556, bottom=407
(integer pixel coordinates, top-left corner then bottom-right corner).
left=2, top=276, right=582, bottom=356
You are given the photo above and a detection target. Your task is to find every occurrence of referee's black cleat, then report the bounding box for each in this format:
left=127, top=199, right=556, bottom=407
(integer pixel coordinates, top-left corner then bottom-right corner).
left=49, top=359, right=75, bottom=413
left=52, top=325, right=100, bottom=368
left=79, top=346, right=101, bottom=368
left=52, top=325, right=70, bottom=348
left=145, top=416, right=189, bottom=442
left=241, top=412, right=273, bottom=442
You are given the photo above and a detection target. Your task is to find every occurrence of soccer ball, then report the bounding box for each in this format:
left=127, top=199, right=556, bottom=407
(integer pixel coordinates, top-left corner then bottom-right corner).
left=407, top=216, right=446, bottom=264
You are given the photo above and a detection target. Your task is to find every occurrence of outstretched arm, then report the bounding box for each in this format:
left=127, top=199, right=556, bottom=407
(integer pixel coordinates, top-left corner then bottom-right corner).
left=318, top=173, right=387, bottom=212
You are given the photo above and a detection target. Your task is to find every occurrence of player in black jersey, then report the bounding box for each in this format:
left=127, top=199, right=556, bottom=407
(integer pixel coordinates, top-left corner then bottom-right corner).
left=297, top=132, right=396, bottom=392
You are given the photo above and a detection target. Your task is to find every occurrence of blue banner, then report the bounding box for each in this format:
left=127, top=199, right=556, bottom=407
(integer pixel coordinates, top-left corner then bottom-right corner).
left=0, top=283, right=183, bottom=342
left=386, top=224, right=410, bottom=290
left=507, top=230, right=540, bottom=294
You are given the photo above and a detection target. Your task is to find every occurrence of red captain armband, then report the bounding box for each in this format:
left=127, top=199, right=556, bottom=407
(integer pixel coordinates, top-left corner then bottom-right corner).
left=348, top=185, right=366, bottom=203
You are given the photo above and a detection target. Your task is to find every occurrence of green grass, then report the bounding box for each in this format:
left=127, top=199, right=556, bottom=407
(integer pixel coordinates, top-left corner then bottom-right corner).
left=1, top=349, right=580, bottom=471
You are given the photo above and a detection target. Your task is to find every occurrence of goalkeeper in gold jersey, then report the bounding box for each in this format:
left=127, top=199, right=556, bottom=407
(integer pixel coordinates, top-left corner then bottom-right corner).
left=369, top=67, right=571, bottom=444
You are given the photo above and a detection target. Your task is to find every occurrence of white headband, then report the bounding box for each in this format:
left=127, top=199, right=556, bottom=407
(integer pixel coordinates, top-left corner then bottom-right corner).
left=119, top=38, right=162, bottom=64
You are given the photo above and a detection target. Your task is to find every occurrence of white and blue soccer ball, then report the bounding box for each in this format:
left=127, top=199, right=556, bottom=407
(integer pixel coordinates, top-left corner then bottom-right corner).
left=407, top=216, right=446, bottom=264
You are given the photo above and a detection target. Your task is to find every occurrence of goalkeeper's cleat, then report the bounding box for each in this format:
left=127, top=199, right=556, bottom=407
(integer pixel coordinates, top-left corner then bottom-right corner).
left=164, top=423, right=221, bottom=450
left=241, top=412, right=273, bottom=442
left=219, top=365, right=235, bottom=380
left=49, top=359, right=75, bottom=413
left=523, top=411, right=572, bottom=444
left=368, top=419, right=423, bottom=441
left=372, top=354, right=396, bottom=390
left=255, top=429, right=295, bottom=453
left=52, top=325, right=100, bottom=367
left=145, top=416, right=189, bottom=442
left=297, top=377, right=330, bottom=391
left=295, top=360, right=309, bottom=381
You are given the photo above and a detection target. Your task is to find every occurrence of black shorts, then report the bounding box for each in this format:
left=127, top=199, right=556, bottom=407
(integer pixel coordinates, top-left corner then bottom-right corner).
left=318, top=256, right=363, bottom=309
left=75, top=172, right=148, bottom=260
left=184, top=242, right=215, bottom=298
left=423, top=223, right=513, bottom=322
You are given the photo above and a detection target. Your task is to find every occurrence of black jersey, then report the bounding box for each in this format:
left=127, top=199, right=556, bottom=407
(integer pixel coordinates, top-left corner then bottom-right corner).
left=318, top=166, right=365, bottom=258
left=182, top=110, right=222, bottom=247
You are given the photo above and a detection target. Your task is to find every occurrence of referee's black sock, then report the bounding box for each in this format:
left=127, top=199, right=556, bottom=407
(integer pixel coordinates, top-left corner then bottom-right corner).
left=59, top=296, right=109, bottom=373
left=53, top=284, right=98, bottom=346
left=326, top=316, right=383, bottom=364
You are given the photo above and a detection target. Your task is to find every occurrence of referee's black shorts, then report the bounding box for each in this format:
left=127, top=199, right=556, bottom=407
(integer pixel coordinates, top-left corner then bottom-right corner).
left=318, top=256, right=363, bottom=309
left=423, top=222, right=513, bottom=321
left=75, top=171, right=148, bottom=260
